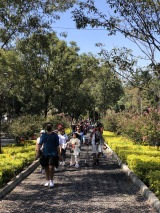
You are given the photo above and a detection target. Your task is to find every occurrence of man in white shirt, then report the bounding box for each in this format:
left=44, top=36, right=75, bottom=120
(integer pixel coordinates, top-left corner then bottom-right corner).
left=58, top=129, right=68, bottom=166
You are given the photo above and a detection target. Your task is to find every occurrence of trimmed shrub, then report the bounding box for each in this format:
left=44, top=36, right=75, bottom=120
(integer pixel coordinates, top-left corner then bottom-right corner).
left=103, top=131, right=160, bottom=198
left=126, top=155, right=160, bottom=180
left=146, top=170, right=160, bottom=199
left=0, top=141, right=36, bottom=188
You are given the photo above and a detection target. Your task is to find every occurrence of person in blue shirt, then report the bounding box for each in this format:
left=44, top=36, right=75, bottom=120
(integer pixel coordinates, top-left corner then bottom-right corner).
left=36, top=122, right=62, bottom=188
left=75, top=126, right=85, bottom=149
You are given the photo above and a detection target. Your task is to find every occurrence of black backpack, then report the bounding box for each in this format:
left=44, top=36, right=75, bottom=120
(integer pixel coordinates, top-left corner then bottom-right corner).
left=95, top=131, right=101, bottom=144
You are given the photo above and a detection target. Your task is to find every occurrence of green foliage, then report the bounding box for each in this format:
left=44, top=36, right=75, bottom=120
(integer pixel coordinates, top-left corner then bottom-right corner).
left=0, top=0, right=76, bottom=48
left=127, top=155, right=160, bottom=180
left=8, top=115, right=46, bottom=138
left=47, top=114, right=69, bottom=130
left=92, top=65, right=124, bottom=115
left=0, top=31, right=124, bottom=122
left=118, top=149, right=160, bottom=163
left=4, top=114, right=70, bottom=139
left=104, top=131, right=160, bottom=199
left=103, top=108, right=160, bottom=146
left=146, top=170, right=160, bottom=199
left=73, top=0, right=160, bottom=65
left=101, top=110, right=119, bottom=132
left=0, top=141, right=36, bottom=188
left=0, top=172, right=2, bottom=187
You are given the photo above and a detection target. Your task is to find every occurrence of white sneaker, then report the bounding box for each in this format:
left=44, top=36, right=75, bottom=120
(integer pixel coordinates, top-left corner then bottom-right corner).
left=59, top=161, right=63, bottom=165
left=49, top=180, right=54, bottom=188
left=75, top=164, right=79, bottom=168
left=55, top=167, right=59, bottom=171
left=62, top=161, right=66, bottom=166
left=44, top=181, right=49, bottom=187
left=41, top=169, right=45, bottom=174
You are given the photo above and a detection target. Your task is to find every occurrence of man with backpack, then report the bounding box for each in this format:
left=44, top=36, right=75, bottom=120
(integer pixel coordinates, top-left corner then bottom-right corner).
left=36, top=122, right=62, bottom=188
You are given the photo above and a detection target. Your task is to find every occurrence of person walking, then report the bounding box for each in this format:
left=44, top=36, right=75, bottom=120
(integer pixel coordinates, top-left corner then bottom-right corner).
left=36, top=122, right=62, bottom=188
left=91, top=123, right=104, bottom=166
left=58, top=129, right=68, bottom=166
left=75, top=126, right=85, bottom=149
left=35, top=129, right=45, bottom=174
left=67, top=132, right=81, bottom=168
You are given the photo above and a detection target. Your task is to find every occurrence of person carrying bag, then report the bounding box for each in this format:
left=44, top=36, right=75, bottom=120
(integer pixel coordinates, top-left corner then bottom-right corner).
left=36, top=122, right=62, bottom=188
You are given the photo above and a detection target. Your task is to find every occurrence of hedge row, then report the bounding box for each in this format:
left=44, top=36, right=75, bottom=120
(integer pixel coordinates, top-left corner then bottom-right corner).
left=0, top=141, right=36, bottom=188
left=103, top=131, right=160, bottom=199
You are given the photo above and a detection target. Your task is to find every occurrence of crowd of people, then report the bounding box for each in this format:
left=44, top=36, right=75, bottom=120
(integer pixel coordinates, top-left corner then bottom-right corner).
left=36, top=120, right=107, bottom=188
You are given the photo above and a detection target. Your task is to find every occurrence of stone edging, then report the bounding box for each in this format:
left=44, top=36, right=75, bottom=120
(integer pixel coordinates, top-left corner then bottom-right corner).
left=0, top=160, right=40, bottom=200
left=106, top=146, right=160, bottom=213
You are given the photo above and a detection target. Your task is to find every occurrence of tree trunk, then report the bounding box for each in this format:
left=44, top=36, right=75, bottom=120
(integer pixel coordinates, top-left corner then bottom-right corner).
left=44, top=95, right=49, bottom=118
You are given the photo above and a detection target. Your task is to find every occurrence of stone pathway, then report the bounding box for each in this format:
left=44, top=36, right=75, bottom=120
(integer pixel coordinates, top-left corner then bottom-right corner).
left=0, top=143, right=157, bottom=213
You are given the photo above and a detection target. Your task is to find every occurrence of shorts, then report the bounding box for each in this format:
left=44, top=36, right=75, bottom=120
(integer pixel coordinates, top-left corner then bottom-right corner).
left=40, top=155, right=59, bottom=167
left=92, top=144, right=103, bottom=154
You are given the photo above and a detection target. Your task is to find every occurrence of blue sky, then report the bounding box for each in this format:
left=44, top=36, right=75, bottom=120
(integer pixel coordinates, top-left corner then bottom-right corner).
left=51, top=1, right=156, bottom=68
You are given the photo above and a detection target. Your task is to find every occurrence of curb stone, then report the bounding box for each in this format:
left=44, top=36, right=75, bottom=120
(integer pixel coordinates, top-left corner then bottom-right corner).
left=0, top=160, right=40, bottom=200
left=106, top=146, right=160, bottom=213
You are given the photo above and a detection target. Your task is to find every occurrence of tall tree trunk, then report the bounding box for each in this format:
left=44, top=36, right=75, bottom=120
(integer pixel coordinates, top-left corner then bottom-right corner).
left=44, top=95, right=49, bottom=118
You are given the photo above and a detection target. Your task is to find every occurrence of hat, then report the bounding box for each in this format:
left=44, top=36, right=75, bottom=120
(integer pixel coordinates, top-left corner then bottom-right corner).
left=40, top=130, right=45, bottom=133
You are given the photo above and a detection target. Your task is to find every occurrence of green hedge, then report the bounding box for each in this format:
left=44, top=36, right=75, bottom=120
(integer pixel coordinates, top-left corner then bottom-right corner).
left=127, top=155, right=160, bottom=180
left=103, top=131, right=160, bottom=199
left=146, top=170, right=160, bottom=198
left=0, top=140, right=36, bottom=188
left=115, top=149, right=160, bottom=163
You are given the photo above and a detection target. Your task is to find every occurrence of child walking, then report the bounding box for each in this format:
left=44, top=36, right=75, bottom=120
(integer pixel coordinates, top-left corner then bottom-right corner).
left=67, top=132, right=81, bottom=168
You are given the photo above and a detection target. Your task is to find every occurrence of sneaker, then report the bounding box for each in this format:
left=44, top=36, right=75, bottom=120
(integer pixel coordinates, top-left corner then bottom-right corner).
left=54, top=167, right=59, bottom=171
left=70, top=161, right=75, bottom=166
left=59, top=161, right=63, bottom=165
left=44, top=181, right=49, bottom=187
left=49, top=180, right=54, bottom=188
left=62, top=161, right=66, bottom=166
left=75, top=164, right=79, bottom=168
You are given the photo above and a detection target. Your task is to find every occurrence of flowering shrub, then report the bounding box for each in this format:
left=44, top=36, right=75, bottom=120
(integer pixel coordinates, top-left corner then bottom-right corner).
left=103, top=108, right=160, bottom=145
left=101, top=111, right=119, bottom=132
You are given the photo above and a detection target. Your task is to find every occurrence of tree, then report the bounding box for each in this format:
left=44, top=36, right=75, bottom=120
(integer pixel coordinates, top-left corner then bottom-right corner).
left=91, top=64, right=124, bottom=115
left=53, top=52, right=98, bottom=120
left=72, top=0, right=160, bottom=67
left=0, top=48, right=23, bottom=153
left=96, top=46, right=160, bottom=109
left=72, top=0, right=160, bottom=111
left=0, top=0, right=76, bottom=48
left=15, top=32, right=83, bottom=117
left=0, top=49, right=23, bottom=117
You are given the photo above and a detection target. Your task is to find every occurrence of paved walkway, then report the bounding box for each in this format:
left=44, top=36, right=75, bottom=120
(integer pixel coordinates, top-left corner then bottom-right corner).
left=0, top=142, right=158, bottom=213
